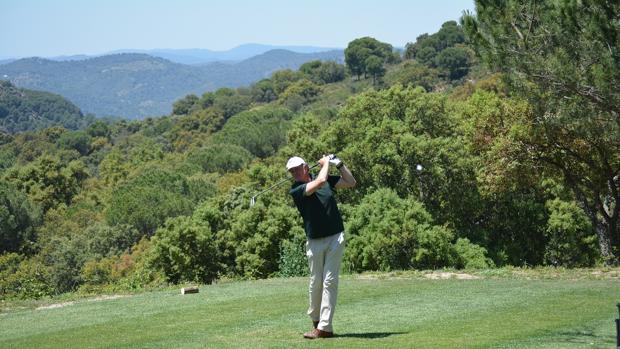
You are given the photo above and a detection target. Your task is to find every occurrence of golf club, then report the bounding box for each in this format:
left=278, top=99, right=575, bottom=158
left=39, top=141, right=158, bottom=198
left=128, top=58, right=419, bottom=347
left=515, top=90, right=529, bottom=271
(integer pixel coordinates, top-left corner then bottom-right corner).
left=249, top=161, right=321, bottom=207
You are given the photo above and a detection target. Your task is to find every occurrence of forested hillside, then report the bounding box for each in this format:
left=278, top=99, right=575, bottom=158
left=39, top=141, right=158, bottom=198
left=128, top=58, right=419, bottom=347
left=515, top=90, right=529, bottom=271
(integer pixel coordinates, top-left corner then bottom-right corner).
left=0, top=80, right=92, bottom=134
left=0, top=50, right=343, bottom=118
left=0, top=3, right=618, bottom=301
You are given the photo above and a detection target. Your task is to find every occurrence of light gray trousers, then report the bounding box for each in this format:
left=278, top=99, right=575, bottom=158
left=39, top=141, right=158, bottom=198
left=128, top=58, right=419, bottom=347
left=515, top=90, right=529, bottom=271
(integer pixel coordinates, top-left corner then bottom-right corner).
left=306, top=231, right=345, bottom=332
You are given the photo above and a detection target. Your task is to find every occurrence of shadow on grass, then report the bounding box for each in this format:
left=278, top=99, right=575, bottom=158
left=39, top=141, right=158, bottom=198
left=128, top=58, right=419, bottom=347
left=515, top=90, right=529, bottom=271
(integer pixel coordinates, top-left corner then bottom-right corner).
left=553, top=328, right=614, bottom=344
left=335, top=331, right=407, bottom=339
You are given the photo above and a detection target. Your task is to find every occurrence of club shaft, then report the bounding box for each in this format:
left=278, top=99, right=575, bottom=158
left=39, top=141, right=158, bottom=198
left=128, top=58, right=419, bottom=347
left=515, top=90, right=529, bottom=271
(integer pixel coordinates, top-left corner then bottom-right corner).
left=252, top=163, right=319, bottom=200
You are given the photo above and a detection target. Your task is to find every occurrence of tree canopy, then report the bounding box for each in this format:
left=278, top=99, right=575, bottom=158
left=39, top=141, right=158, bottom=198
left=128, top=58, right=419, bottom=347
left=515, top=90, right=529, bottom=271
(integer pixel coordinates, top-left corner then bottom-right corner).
left=463, top=0, right=620, bottom=263
left=345, top=37, right=394, bottom=81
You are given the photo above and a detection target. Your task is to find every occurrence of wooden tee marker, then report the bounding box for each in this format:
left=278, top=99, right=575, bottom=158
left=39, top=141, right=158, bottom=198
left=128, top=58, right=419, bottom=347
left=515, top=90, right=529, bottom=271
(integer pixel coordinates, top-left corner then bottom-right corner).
left=181, top=286, right=199, bottom=295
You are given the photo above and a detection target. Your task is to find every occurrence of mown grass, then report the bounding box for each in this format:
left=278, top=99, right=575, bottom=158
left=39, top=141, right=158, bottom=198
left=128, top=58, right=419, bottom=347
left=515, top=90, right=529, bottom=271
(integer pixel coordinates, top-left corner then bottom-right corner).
left=0, top=268, right=618, bottom=349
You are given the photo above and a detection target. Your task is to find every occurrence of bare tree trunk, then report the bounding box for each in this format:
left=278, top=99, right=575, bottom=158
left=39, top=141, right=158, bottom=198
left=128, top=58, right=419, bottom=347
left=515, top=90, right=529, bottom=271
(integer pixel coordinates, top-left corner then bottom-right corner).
left=593, top=217, right=616, bottom=265
left=561, top=167, right=620, bottom=265
left=599, top=176, right=620, bottom=264
left=587, top=199, right=618, bottom=265
left=608, top=175, right=620, bottom=262
left=568, top=177, right=617, bottom=265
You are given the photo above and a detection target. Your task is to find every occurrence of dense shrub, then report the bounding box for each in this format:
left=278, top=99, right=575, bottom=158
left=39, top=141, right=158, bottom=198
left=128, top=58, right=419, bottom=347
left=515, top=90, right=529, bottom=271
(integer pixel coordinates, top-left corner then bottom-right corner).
left=278, top=231, right=309, bottom=277
left=151, top=216, right=219, bottom=284
left=39, top=232, right=91, bottom=292
left=190, top=183, right=304, bottom=279
left=83, top=223, right=142, bottom=257
left=80, top=237, right=162, bottom=291
left=453, top=238, right=493, bottom=269
left=413, top=225, right=456, bottom=269
left=544, top=199, right=598, bottom=267
left=0, top=252, right=23, bottom=298
left=0, top=257, right=54, bottom=299
left=225, top=203, right=302, bottom=278
left=299, top=60, right=345, bottom=84
left=345, top=188, right=455, bottom=271
left=0, top=181, right=41, bottom=254
left=80, top=257, right=115, bottom=286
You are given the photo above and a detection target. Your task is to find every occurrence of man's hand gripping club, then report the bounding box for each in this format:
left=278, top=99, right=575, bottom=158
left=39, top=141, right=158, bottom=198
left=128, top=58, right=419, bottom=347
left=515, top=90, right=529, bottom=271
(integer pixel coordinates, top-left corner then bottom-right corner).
left=304, top=155, right=332, bottom=196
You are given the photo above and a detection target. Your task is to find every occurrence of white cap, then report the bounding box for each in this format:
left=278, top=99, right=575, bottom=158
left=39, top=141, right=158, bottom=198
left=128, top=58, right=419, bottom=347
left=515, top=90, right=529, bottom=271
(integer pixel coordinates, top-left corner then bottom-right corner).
left=286, top=156, right=306, bottom=170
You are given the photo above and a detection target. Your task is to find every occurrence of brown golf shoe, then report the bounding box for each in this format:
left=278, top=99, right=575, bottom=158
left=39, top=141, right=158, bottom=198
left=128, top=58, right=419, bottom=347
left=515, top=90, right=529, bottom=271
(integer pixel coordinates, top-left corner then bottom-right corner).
left=303, top=328, right=334, bottom=339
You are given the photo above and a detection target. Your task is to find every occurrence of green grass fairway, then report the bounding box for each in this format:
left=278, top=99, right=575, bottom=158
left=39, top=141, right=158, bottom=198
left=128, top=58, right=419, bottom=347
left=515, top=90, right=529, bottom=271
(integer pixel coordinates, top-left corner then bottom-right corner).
left=1, top=271, right=619, bottom=348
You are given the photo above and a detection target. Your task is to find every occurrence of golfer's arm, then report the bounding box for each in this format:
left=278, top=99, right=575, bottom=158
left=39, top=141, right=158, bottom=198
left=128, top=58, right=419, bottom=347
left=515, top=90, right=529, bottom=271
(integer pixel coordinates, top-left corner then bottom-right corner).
left=335, top=164, right=356, bottom=189
left=304, top=163, right=329, bottom=195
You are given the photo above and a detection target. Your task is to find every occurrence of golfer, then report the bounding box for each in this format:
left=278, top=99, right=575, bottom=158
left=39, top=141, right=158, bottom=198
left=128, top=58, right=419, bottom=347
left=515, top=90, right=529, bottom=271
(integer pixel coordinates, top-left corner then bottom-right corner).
left=286, top=154, right=356, bottom=339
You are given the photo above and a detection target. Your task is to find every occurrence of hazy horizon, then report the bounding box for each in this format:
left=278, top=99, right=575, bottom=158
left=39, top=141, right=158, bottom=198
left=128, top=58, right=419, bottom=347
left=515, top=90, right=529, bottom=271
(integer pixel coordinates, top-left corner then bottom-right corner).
left=0, top=0, right=475, bottom=59
left=43, top=44, right=344, bottom=58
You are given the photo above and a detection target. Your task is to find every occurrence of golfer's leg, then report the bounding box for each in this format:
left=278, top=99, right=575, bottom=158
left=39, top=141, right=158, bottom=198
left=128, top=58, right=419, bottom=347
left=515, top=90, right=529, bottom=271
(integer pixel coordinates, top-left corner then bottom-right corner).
left=306, top=238, right=325, bottom=323
left=318, top=232, right=345, bottom=332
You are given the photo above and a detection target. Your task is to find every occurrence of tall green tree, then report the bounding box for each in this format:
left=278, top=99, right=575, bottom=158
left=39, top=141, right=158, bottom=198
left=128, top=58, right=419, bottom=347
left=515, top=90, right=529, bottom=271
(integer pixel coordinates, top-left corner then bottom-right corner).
left=463, top=0, right=620, bottom=263
left=434, top=46, right=472, bottom=80
left=345, top=37, right=393, bottom=80
left=404, top=21, right=466, bottom=64
left=365, top=55, right=386, bottom=84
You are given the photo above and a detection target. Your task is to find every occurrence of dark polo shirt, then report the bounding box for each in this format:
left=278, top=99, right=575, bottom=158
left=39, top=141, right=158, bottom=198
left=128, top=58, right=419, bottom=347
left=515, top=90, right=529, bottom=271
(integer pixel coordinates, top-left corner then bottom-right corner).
left=290, top=175, right=344, bottom=239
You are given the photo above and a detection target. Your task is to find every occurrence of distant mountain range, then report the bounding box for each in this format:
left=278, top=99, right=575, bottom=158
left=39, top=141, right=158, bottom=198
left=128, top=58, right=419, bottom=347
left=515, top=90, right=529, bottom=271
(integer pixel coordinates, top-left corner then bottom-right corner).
left=0, top=48, right=344, bottom=118
left=108, top=44, right=342, bottom=65
left=2, top=44, right=341, bottom=65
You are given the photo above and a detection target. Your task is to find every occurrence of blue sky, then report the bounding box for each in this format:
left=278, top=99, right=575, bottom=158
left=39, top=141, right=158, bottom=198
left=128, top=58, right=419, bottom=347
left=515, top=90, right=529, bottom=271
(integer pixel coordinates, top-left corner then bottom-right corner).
left=0, top=0, right=475, bottom=58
